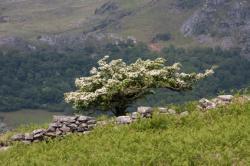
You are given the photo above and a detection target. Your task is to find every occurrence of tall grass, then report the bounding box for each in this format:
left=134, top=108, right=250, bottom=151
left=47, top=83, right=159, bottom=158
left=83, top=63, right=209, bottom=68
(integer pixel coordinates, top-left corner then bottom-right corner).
left=0, top=100, right=249, bottom=165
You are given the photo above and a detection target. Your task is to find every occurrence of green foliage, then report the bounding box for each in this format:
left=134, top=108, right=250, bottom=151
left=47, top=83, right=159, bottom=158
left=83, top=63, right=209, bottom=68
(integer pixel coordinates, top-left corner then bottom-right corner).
left=0, top=44, right=249, bottom=113
left=0, top=99, right=249, bottom=165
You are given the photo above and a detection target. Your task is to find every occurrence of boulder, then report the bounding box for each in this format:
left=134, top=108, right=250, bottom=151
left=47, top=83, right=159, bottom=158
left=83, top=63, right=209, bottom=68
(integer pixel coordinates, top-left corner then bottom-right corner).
left=116, top=116, right=132, bottom=124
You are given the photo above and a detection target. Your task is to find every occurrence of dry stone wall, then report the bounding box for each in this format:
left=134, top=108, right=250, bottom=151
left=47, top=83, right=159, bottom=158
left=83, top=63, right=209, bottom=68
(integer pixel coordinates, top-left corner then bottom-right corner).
left=5, top=94, right=249, bottom=148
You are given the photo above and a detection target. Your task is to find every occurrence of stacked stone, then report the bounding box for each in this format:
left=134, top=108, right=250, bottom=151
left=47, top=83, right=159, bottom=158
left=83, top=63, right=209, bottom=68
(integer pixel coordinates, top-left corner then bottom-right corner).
left=116, top=107, right=179, bottom=125
left=198, top=95, right=234, bottom=110
left=11, top=115, right=96, bottom=144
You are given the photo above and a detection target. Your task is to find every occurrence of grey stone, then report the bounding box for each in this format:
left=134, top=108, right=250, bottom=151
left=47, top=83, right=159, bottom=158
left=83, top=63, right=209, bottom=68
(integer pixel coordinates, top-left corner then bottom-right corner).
left=53, top=116, right=76, bottom=123
left=24, top=133, right=34, bottom=140
left=116, top=116, right=132, bottom=124
left=77, top=116, right=94, bottom=122
left=60, top=125, right=71, bottom=133
left=11, top=134, right=24, bottom=141
left=47, top=126, right=56, bottom=132
left=32, top=129, right=46, bottom=138
left=137, top=107, right=153, bottom=114
left=55, top=129, right=63, bottom=136
left=67, top=123, right=78, bottom=129
left=78, top=123, right=88, bottom=128
left=217, top=95, right=233, bottom=102
left=199, top=98, right=216, bottom=109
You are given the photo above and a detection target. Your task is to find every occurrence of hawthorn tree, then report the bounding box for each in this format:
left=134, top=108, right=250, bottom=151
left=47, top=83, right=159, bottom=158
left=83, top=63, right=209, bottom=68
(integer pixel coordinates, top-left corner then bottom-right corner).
left=65, top=56, right=214, bottom=116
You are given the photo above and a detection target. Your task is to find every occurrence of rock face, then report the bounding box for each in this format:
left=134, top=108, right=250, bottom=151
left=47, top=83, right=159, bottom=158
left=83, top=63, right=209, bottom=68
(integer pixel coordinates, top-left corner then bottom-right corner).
left=181, top=0, right=250, bottom=58
left=11, top=115, right=97, bottom=143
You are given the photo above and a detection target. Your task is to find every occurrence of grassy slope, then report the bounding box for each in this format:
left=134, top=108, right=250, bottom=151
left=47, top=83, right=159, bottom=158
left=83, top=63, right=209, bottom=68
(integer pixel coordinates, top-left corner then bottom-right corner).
left=0, top=0, right=200, bottom=47
left=0, top=0, right=108, bottom=38
left=0, top=97, right=249, bottom=165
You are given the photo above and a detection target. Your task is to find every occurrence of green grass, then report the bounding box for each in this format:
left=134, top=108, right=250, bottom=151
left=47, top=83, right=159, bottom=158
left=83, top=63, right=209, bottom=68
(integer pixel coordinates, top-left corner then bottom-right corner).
left=0, top=98, right=249, bottom=165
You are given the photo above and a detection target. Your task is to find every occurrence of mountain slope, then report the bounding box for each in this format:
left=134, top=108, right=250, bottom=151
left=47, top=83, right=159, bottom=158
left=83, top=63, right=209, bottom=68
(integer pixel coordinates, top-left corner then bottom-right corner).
left=1, top=0, right=250, bottom=57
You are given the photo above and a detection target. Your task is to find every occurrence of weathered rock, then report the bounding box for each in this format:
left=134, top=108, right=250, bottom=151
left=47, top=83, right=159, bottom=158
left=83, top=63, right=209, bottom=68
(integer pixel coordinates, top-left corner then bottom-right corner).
left=67, top=123, right=78, bottom=130
left=137, top=107, right=154, bottom=118
left=24, top=133, right=33, bottom=141
left=60, top=125, right=71, bottom=133
left=47, top=126, right=56, bottom=132
left=11, top=134, right=24, bottom=141
left=77, top=116, right=93, bottom=122
left=199, top=98, right=217, bottom=109
left=32, top=129, right=46, bottom=138
left=116, top=116, right=132, bottom=124
left=180, top=111, right=189, bottom=117
left=158, top=107, right=168, bottom=113
left=55, top=129, right=63, bottom=136
left=217, top=95, right=234, bottom=102
left=53, top=116, right=76, bottom=123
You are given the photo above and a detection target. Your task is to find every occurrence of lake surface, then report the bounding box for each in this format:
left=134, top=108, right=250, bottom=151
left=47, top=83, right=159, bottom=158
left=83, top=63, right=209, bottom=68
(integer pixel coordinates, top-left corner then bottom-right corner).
left=0, top=109, right=65, bottom=129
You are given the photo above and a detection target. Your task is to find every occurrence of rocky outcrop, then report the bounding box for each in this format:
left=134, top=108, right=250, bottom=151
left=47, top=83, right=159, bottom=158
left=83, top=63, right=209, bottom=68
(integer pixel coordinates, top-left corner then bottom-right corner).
left=181, top=0, right=250, bottom=58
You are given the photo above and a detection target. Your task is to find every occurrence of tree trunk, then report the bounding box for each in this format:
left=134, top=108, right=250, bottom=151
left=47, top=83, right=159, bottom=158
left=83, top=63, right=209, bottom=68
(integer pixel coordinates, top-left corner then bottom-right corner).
left=113, top=106, right=127, bottom=116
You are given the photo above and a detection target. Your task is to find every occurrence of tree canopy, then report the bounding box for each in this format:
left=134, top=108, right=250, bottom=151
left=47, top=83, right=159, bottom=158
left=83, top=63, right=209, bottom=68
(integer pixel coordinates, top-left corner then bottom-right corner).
left=65, top=56, right=214, bottom=116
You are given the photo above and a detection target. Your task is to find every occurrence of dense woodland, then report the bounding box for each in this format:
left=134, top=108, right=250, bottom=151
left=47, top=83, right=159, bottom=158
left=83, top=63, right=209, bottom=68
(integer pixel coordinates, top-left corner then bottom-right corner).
left=0, top=43, right=249, bottom=112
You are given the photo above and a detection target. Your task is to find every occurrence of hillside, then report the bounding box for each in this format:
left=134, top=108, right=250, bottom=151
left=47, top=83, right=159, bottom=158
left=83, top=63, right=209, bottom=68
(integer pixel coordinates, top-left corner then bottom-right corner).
left=0, top=95, right=249, bottom=165
left=0, top=0, right=249, bottom=57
